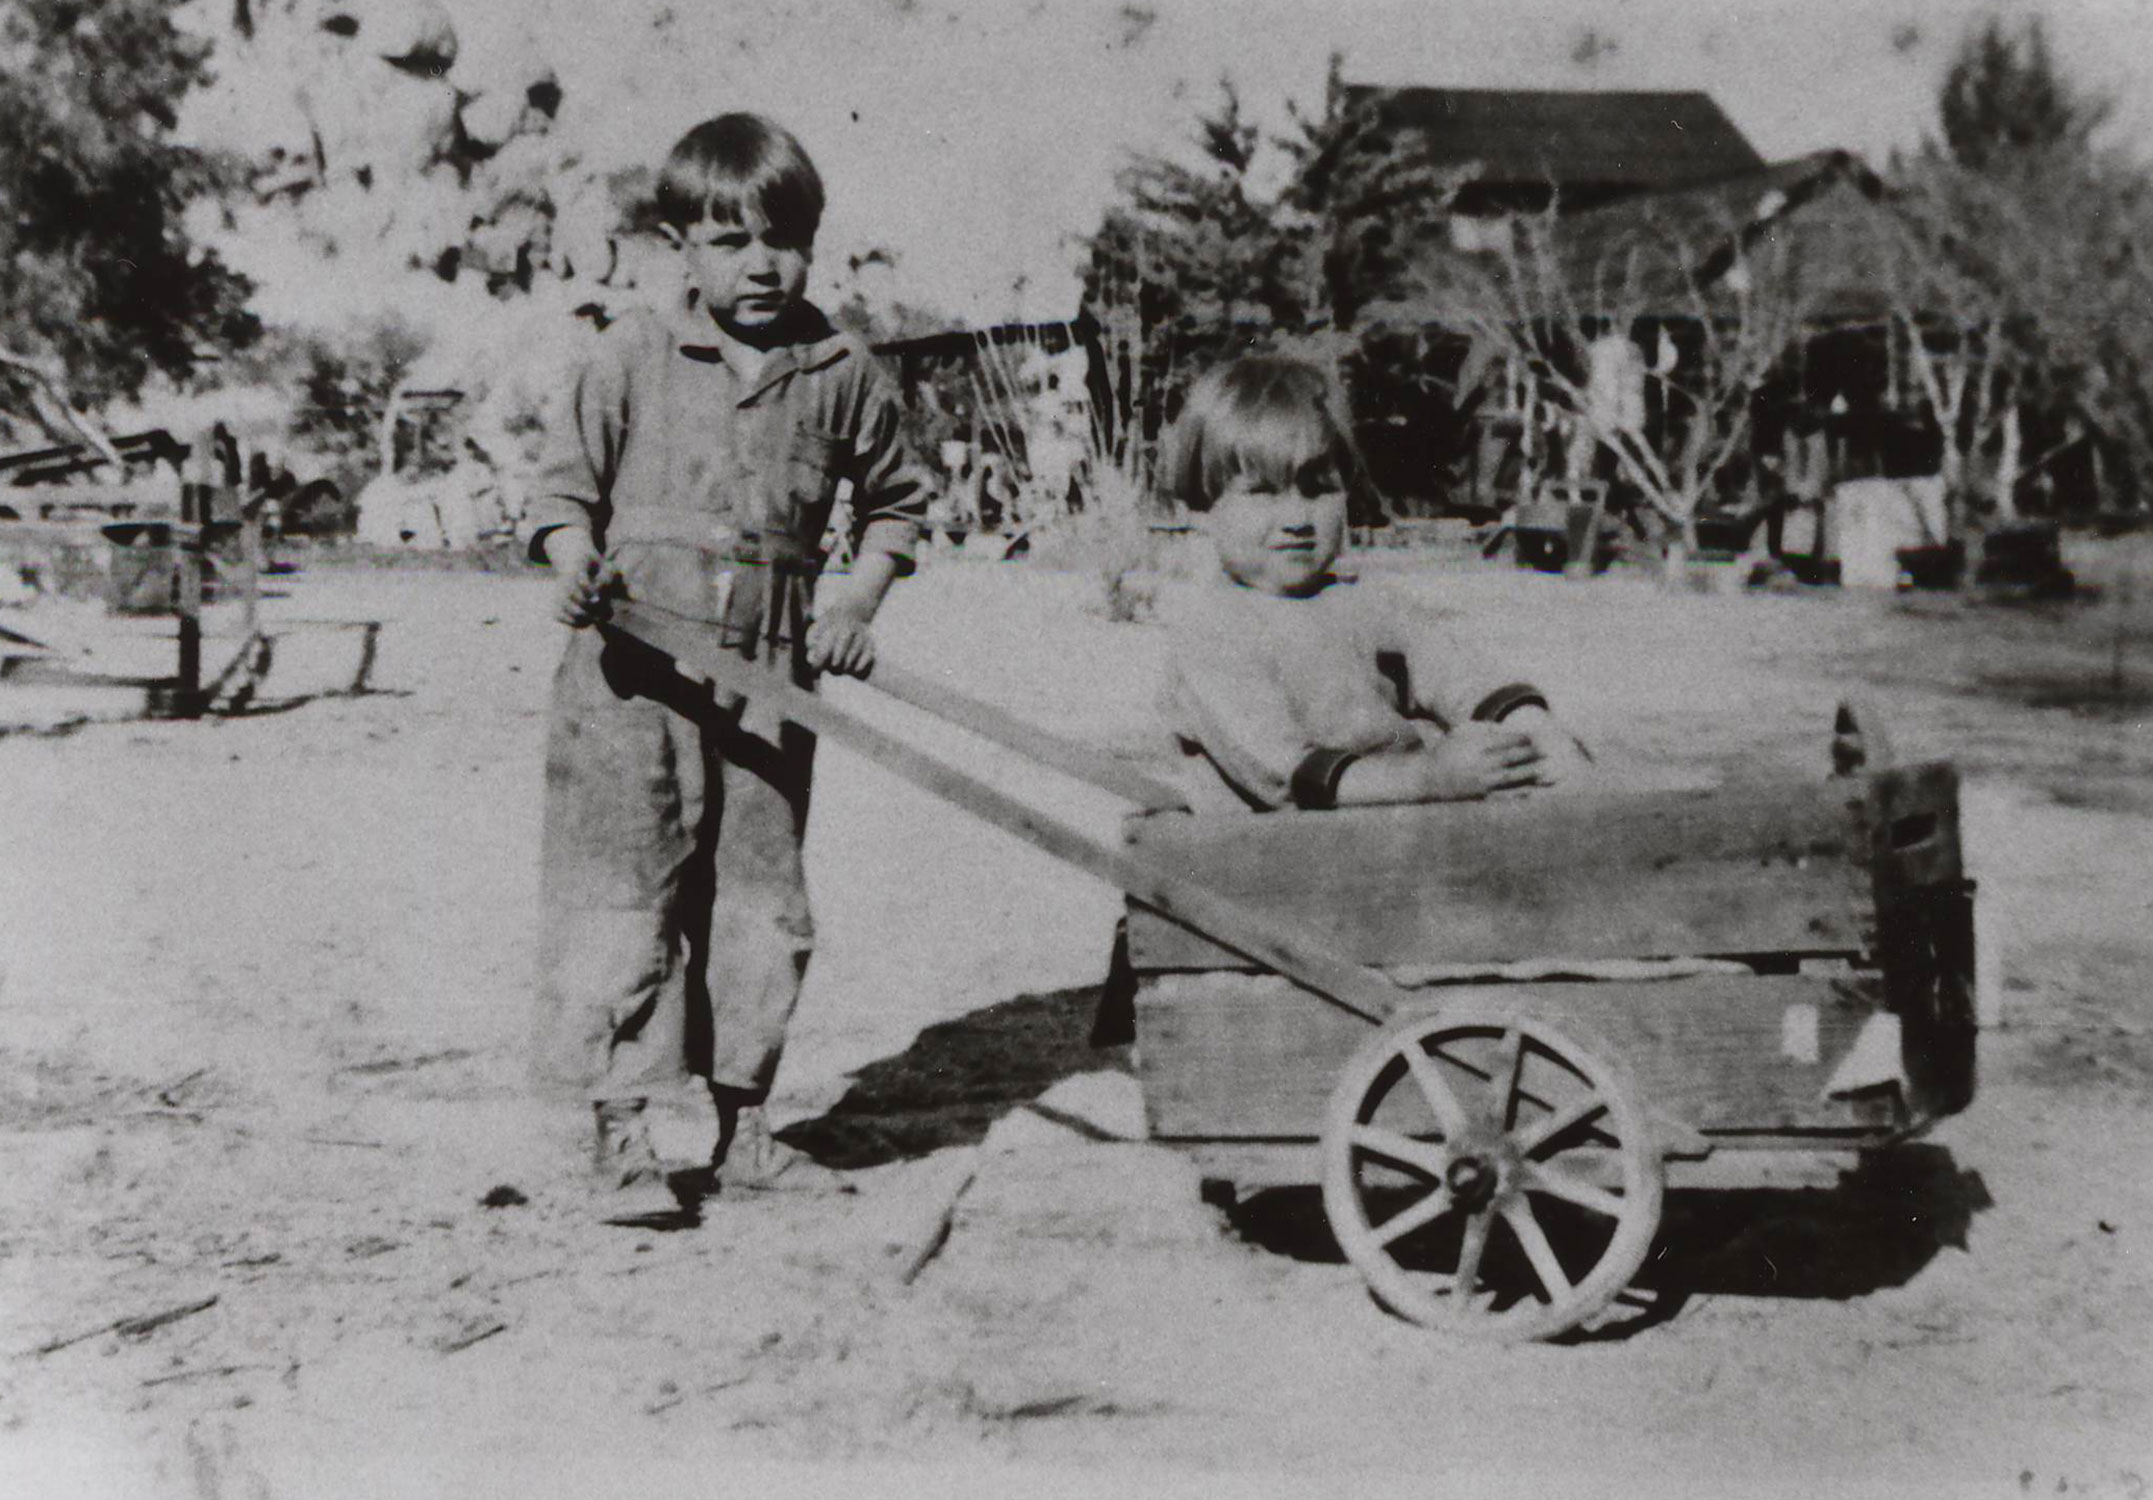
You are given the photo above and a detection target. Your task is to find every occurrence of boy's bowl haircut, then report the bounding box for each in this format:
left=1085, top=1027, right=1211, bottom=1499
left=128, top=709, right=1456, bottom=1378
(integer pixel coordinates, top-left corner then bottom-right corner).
left=655, top=113, right=824, bottom=245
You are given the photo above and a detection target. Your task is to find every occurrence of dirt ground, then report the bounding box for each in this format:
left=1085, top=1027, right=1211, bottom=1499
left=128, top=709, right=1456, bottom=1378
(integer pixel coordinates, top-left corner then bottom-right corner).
left=3, top=540, right=2151, bottom=1499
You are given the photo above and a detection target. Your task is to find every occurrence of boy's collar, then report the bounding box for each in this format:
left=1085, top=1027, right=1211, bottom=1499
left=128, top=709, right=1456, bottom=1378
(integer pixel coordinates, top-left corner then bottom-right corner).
left=670, top=296, right=850, bottom=392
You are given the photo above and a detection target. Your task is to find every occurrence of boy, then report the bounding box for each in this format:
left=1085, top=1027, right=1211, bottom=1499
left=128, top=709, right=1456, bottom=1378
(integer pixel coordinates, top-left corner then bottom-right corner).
left=1157, top=357, right=1587, bottom=812
left=527, top=113, right=926, bottom=1222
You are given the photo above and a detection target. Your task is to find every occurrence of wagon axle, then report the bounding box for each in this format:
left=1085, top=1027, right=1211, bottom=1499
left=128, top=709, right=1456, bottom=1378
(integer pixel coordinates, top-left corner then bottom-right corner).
left=1323, top=1008, right=1666, bottom=1343
left=1444, top=1153, right=1498, bottom=1211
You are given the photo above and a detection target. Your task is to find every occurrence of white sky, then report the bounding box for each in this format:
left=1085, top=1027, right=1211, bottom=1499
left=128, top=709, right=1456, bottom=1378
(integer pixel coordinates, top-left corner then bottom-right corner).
left=602, top=0, right=2153, bottom=324
left=217, top=0, right=2153, bottom=328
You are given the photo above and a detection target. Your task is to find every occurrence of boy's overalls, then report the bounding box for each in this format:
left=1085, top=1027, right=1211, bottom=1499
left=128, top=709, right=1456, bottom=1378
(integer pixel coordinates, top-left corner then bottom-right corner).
left=528, top=304, right=921, bottom=1104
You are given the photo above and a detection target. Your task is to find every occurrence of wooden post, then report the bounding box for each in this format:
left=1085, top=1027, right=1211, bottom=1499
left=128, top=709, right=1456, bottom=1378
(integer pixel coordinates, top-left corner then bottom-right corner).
left=378, top=389, right=400, bottom=484
left=1994, top=404, right=2022, bottom=523
left=241, top=507, right=263, bottom=641
left=1564, top=480, right=1608, bottom=580
left=173, top=475, right=203, bottom=717
left=238, top=441, right=263, bottom=642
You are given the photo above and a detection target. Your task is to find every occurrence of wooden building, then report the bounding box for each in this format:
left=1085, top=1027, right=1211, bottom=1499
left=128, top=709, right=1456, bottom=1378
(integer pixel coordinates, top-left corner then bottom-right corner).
left=1341, top=89, right=1933, bottom=524
left=1345, top=85, right=1767, bottom=218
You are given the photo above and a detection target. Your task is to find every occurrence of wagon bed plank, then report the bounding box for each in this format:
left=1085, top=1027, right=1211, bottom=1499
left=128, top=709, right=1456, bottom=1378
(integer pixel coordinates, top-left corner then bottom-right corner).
left=1135, top=971, right=1898, bottom=1141
left=1124, top=782, right=1885, bottom=971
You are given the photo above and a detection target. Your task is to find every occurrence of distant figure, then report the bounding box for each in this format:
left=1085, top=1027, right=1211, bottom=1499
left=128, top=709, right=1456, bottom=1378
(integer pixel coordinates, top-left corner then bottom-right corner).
left=1831, top=475, right=1948, bottom=588
left=936, top=437, right=976, bottom=533
left=1018, top=347, right=1095, bottom=520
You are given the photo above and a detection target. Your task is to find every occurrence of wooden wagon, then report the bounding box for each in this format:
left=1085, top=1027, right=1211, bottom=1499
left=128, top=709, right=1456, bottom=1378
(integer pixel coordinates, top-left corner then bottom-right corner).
left=1119, top=723, right=1975, bottom=1340
left=610, top=603, right=1977, bottom=1342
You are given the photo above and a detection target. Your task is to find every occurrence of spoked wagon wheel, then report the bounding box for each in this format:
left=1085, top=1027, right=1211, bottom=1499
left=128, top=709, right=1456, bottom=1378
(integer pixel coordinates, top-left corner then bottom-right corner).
left=1321, top=1005, right=1664, bottom=1342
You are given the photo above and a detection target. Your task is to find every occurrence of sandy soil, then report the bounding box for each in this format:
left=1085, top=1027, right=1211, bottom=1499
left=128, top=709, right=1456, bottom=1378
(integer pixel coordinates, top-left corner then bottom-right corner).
left=2, top=543, right=2151, bottom=1498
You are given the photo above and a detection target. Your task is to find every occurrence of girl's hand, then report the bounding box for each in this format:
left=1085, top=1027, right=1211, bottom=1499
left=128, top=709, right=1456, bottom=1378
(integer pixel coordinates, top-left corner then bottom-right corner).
left=804, top=608, right=876, bottom=677
left=1419, top=722, right=1545, bottom=800
left=1496, top=706, right=1595, bottom=789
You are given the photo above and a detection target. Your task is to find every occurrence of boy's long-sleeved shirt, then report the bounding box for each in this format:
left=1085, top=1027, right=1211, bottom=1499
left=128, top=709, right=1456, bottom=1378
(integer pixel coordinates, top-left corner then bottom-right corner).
left=1158, top=575, right=1516, bottom=811
left=529, top=299, right=927, bottom=630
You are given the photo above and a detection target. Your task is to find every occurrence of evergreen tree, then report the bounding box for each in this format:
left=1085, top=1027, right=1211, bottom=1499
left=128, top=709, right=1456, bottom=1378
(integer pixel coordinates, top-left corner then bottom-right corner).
left=1274, top=55, right=1469, bottom=333
left=1895, top=15, right=2149, bottom=515
left=1, top=0, right=258, bottom=427
left=1080, top=82, right=1300, bottom=457
left=1079, top=61, right=1478, bottom=507
left=1083, top=84, right=1292, bottom=368
left=1937, top=16, right=2109, bottom=172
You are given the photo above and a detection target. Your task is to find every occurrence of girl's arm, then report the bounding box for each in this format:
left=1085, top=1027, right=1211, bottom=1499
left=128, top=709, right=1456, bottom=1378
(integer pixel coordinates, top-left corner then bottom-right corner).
left=1489, top=703, right=1596, bottom=787
left=1323, top=722, right=1546, bottom=807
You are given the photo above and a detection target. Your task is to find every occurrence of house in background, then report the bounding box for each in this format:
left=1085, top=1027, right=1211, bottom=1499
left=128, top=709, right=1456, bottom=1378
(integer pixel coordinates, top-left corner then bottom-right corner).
left=1337, top=86, right=1958, bottom=530
left=1428, top=149, right=1920, bottom=503
left=1346, top=86, right=1767, bottom=220
left=871, top=316, right=1114, bottom=537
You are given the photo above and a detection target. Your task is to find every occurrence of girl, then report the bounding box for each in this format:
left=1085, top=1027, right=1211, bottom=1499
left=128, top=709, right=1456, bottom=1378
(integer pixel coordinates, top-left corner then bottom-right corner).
left=1157, top=356, right=1589, bottom=812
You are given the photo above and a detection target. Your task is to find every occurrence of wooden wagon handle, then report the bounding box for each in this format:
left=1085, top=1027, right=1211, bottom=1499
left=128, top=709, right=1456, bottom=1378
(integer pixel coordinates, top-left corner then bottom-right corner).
left=603, top=602, right=1409, bottom=1027
left=864, top=658, right=1190, bottom=812
left=593, top=600, right=1188, bottom=811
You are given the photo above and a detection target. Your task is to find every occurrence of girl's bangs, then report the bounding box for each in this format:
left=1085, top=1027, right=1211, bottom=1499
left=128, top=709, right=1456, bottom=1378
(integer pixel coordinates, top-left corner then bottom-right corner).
left=1205, top=401, right=1341, bottom=496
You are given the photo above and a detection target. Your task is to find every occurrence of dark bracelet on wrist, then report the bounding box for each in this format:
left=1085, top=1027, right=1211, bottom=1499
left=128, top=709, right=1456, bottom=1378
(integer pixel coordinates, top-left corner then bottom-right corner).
left=1289, top=747, right=1361, bottom=810
left=1471, top=683, right=1551, bottom=723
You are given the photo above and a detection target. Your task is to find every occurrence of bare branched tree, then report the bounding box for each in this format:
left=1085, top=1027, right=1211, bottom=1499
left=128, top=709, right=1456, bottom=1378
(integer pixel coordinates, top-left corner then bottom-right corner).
left=1885, top=154, right=2153, bottom=521
left=1879, top=164, right=2037, bottom=527
left=1879, top=12, right=2153, bottom=521
left=1416, top=200, right=1813, bottom=558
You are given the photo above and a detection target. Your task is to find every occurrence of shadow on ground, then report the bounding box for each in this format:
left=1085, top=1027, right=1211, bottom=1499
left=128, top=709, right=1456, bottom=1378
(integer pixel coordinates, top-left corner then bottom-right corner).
left=1650, top=1147, right=1993, bottom=1299
left=781, top=986, right=1129, bottom=1169
left=1221, top=1144, right=1991, bottom=1336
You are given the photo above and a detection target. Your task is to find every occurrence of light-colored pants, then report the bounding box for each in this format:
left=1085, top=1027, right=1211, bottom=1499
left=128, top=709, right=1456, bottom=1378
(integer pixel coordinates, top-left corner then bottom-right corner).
left=533, top=620, right=815, bottom=1102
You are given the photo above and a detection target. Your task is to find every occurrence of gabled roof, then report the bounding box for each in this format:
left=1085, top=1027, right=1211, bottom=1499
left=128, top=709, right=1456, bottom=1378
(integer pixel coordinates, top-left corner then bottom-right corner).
left=1376, top=151, right=1911, bottom=329
left=1, top=429, right=187, bottom=487
left=1347, top=86, right=1765, bottom=197
left=873, top=315, right=1097, bottom=367
left=1543, top=151, right=1903, bottom=321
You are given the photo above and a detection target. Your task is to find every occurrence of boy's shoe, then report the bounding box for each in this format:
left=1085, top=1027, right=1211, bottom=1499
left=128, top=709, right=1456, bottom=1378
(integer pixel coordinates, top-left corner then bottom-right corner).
left=712, top=1104, right=850, bottom=1195
left=593, top=1099, right=687, bottom=1225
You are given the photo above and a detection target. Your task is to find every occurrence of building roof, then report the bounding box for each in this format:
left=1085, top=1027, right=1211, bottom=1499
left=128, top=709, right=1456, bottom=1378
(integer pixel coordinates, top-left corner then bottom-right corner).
left=872, top=314, right=1097, bottom=367
left=1, top=429, right=187, bottom=487
left=1547, top=150, right=1902, bottom=322
left=1376, top=151, right=1911, bottom=329
left=1347, top=86, right=1765, bottom=199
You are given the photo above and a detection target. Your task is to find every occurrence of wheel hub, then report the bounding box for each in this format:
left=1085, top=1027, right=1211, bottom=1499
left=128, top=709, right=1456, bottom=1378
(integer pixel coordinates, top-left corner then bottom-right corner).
left=1445, top=1154, right=1498, bottom=1212
left=1324, top=1010, right=1667, bottom=1342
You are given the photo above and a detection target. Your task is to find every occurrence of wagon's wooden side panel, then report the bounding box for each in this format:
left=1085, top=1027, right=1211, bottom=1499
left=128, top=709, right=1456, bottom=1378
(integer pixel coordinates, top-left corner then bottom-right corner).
left=1877, top=886, right=1979, bottom=1120
left=1123, top=780, right=1873, bottom=972
left=1857, top=762, right=1978, bottom=1119
left=1135, top=972, right=1905, bottom=1143
left=1122, top=761, right=1973, bottom=1152
left=1862, top=761, right=1965, bottom=902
